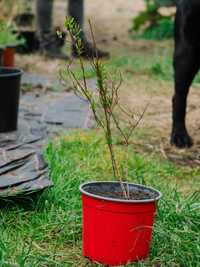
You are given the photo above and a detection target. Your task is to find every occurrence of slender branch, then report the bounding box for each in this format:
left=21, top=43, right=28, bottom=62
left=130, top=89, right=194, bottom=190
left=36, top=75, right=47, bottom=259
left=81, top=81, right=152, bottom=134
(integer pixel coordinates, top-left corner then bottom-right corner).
left=63, top=18, right=148, bottom=199
left=88, top=19, right=98, bottom=60
left=126, top=102, right=149, bottom=141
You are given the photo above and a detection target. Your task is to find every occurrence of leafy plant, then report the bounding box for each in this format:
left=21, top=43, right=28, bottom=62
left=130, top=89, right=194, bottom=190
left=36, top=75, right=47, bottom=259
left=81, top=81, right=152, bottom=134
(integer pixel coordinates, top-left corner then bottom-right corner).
left=61, top=19, right=147, bottom=198
left=137, top=17, right=174, bottom=40
left=0, top=20, right=25, bottom=48
left=132, top=0, right=163, bottom=32
left=130, top=0, right=175, bottom=40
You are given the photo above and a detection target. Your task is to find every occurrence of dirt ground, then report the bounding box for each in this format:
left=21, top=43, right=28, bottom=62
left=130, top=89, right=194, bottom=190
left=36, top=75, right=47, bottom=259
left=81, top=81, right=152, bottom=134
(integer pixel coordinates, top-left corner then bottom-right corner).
left=16, top=0, right=145, bottom=74
left=15, top=0, right=200, bottom=167
left=120, top=76, right=200, bottom=167
left=55, top=0, right=144, bottom=41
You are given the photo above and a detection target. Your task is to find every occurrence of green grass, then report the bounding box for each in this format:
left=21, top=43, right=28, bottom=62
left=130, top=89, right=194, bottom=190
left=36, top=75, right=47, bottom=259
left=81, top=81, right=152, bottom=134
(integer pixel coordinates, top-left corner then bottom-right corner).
left=0, top=130, right=200, bottom=266
left=132, top=18, right=174, bottom=41
left=69, top=50, right=174, bottom=82
left=67, top=43, right=200, bottom=87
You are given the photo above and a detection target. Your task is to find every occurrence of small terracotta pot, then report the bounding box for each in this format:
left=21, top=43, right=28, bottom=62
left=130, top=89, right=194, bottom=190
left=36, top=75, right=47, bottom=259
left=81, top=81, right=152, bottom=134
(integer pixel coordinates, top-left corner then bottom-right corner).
left=3, top=47, right=15, bottom=67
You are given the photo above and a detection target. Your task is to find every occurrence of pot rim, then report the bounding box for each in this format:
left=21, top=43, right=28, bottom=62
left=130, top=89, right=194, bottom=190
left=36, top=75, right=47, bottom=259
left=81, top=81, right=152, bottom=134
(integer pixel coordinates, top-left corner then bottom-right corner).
left=80, top=181, right=162, bottom=203
left=0, top=45, right=16, bottom=50
left=5, top=45, right=16, bottom=49
left=0, top=67, right=23, bottom=77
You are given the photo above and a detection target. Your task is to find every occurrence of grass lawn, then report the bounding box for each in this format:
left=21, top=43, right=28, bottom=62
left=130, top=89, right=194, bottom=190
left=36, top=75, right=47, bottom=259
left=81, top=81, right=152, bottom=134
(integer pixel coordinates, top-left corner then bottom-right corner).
left=69, top=40, right=200, bottom=84
left=0, top=130, right=200, bottom=267
left=3, top=23, right=200, bottom=266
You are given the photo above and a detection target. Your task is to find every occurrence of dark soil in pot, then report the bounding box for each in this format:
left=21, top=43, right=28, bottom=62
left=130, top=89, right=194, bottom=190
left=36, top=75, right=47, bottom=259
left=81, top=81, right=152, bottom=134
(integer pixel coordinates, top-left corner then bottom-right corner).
left=82, top=182, right=160, bottom=201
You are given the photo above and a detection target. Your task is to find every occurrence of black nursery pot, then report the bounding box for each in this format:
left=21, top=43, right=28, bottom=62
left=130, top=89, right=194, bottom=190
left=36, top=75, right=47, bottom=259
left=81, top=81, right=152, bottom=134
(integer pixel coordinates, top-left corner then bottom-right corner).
left=0, top=67, right=23, bottom=132
left=0, top=49, right=3, bottom=66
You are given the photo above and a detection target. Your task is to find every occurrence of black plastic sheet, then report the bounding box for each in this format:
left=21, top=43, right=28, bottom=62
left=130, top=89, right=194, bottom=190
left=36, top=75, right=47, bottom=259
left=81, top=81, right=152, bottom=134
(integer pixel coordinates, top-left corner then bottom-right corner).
left=0, top=133, right=52, bottom=198
left=0, top=74, right=93, bottom=198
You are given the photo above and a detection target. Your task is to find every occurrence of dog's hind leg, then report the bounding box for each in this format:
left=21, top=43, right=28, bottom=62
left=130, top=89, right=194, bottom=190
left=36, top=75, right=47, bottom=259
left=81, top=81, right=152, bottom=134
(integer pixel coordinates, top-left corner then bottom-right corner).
left=171, top=46, right=199, bottom=148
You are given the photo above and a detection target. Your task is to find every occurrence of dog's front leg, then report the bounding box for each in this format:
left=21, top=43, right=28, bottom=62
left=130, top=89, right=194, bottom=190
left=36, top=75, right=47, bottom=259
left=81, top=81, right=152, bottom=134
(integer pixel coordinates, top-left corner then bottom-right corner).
left=171, top=46, right=199, bottom=148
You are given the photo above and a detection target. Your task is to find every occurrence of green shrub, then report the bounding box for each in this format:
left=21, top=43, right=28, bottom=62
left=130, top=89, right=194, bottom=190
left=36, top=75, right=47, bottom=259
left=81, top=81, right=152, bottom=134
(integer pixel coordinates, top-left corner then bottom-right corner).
left=130, top=0, right=174, bottom=40
left=0, top=20, right=25, bottom=49
left=137, top=17, right=174, bottom=40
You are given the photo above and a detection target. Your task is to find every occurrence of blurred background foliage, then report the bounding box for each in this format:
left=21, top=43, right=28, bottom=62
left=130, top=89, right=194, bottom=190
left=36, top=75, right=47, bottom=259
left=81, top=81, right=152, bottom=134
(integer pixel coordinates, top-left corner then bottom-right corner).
left=130, top=0, right=176, bottom=40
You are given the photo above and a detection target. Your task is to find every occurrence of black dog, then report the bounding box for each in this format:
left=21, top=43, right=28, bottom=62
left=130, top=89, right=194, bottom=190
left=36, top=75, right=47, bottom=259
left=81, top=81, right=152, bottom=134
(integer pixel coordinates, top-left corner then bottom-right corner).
left=171, top=0, right=200, bottom=148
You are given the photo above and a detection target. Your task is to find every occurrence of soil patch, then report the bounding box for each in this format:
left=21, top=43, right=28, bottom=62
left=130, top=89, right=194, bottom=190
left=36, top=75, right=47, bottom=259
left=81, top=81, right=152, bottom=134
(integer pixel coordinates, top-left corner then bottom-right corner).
left=82, top=182, right=160, bottom=201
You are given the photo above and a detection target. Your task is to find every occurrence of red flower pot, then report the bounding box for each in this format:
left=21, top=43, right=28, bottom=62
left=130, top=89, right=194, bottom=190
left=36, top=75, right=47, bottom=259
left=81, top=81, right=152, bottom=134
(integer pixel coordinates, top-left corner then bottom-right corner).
left=3, top=47, right=15, bottom=67
left=80, top=182, right=162, bottom=266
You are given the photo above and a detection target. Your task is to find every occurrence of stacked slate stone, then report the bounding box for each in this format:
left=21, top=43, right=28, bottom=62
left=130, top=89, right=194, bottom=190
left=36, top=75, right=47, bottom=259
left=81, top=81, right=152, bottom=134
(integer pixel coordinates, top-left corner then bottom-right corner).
left=0, top=134, right=53, bottom=198
left=0, top=73, right=93, bottom=198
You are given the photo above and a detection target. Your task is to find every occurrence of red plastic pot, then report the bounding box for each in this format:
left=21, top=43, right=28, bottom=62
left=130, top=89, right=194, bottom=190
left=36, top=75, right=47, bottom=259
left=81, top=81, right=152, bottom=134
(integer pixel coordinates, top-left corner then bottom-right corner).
left=80, top=182, right=162, bottom=266
left=3, top=47, right=15, bottom=67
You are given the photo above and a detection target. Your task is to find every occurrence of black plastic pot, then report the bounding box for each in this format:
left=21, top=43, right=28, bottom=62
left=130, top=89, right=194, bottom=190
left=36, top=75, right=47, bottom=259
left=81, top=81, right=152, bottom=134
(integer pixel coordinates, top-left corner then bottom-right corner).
left=0, top=67, right=23, bottom=132
left=0, top=48, right=4, bottom=66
